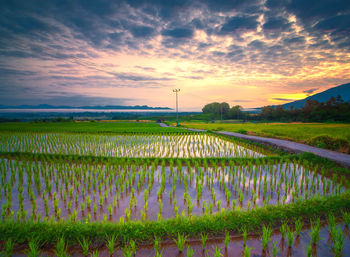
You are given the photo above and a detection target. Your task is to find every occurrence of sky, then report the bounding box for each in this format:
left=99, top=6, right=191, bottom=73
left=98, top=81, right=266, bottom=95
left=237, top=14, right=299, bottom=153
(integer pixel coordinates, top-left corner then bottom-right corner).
left=0, top=0, right=350, bottom=111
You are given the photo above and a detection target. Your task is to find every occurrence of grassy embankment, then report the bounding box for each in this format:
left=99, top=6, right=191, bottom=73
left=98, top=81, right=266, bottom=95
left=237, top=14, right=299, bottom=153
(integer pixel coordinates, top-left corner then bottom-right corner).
left=181, top=122, right=350, bottom=153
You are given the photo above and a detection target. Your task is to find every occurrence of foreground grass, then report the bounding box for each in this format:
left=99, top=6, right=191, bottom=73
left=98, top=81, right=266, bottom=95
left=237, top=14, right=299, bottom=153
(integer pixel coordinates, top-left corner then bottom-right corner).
left=181, top=122, right=350, bottom=153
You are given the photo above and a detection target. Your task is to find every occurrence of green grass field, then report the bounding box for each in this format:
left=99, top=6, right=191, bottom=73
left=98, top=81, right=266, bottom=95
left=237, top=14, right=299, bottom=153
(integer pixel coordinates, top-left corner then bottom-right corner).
left=181, top=122, right=350, bottom=153
left=0, top=121, right=190, bottom=134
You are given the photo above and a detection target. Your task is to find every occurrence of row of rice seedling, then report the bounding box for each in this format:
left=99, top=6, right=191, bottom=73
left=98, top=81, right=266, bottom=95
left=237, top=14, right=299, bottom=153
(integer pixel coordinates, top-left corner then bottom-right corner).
left=0, top=155, right=345, bottom=222
left=1, top=208, right=349, bottom=256
left=0, top=133, right=271, bottom=158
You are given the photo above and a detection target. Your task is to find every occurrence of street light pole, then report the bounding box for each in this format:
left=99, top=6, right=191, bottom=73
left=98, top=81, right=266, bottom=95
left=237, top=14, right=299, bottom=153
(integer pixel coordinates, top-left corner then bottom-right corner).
left=173, top=89, right=180, bottom=126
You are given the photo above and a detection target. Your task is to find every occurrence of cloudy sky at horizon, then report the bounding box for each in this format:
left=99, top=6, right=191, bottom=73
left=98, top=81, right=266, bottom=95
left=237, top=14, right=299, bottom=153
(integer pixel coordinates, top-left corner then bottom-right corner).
left=1, top=0, right=350, bottom=111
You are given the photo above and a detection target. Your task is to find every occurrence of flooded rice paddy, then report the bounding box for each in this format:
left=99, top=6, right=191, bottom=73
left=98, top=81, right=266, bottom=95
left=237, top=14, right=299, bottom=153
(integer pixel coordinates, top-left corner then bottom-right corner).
left=0, top=132, right=348, bottom=257
left=0, top=158, right=345, bottom=222
left=0, top=133, right=268, bottom=158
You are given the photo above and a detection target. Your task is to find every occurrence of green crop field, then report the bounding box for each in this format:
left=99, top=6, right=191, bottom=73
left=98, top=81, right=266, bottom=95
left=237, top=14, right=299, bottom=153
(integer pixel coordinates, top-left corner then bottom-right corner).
left=0, top=121, right=190, bottom=134
left=181, top=122, right=350, bottom=153
left=0, top=122, right=349, bottom=257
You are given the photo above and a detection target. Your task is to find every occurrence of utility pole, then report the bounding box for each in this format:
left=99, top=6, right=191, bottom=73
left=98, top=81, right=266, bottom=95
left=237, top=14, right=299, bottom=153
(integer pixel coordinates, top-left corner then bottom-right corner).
left=173, top=89, right=180, bottom=126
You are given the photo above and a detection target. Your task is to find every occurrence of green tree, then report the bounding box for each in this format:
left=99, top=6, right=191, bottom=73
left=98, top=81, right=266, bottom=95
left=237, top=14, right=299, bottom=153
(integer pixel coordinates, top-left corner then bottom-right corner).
left=202, top=102, right=230, bottom=119
left=228, top=105, right=243, bottom=119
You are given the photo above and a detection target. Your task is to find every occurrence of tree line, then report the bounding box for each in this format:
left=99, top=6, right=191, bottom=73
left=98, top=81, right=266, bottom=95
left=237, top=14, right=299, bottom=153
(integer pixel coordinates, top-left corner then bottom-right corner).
left=202, top=96, right=350, bottom=122
left=259, top=96, right=350, bottom=122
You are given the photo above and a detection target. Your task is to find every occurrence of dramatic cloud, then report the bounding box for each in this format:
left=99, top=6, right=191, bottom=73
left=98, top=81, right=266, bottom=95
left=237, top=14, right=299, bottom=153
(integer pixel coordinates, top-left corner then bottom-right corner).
left=0, top=0, right=349, bottom=109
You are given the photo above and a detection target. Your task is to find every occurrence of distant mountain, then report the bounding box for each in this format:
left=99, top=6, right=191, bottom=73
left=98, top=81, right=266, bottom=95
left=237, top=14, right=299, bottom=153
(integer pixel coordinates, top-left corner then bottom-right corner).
left=0, top=104, right=172, bottom=110
left=282, top=83, right=350, bottom=109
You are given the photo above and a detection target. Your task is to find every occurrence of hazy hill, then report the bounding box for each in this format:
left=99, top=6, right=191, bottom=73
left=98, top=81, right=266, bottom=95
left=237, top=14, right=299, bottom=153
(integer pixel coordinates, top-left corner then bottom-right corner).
left=0, top=104, right=171, bottom=110
left=282, top=83, right=350, bottom=109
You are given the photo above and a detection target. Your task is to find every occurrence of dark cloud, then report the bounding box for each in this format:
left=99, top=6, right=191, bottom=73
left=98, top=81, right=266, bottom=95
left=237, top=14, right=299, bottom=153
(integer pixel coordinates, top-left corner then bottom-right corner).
left=272, top=98, right=294, bottom=101
left=248, top=40, right=266, bottom=49
left=0, top=67, right=37, bottom=77
left=108, top=32, right=124, bottom=42
left=283, top=36, right=306, bottom=46
left=220, top=16, right=259, bottom=35
left=263, top=16, right=292, bottom=32
left=303, top=88, right=318, bottom=95
left=286, top=0, right=350, bottom=23
left=0, top=94, right=133, bottom=106
left=202, top=0, right=261, bottom=12
left=116, top=73, right=173, bottom=81
left=134, top=66, right=156, bottom=71
left=314, top=14, right=350, bottom=35
left=162, top=27, right=194, bottom=38
left=130, top=25, right=155, bottom=38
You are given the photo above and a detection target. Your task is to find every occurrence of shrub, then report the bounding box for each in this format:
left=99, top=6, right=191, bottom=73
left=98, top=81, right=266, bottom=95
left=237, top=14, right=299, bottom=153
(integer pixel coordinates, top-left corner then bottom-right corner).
left=235, top=129, right=247, bottom=135
left=307, top=135, right=350, bottom=153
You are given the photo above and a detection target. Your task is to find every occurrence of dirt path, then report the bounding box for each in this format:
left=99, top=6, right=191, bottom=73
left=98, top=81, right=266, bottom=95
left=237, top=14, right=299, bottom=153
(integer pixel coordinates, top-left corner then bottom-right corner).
left=158, top=123, right=206, bottom=132
left=158, top=122, right=169, bottom=127
left=217, top=131, right=350, bottom=168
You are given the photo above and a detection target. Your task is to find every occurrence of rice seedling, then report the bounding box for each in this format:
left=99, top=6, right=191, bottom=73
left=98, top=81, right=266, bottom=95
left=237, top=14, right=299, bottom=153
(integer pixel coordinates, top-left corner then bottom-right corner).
left=174, top=233, right=187, bottom=253
left=280, top=222, right=288, bottom=239
left=1, top=238, right=14, bottom=257
left=333, top=227, right=344, bottom=257
left=272, top=241, right=279, bottom=257
left=91, top=250, right=99, bottom=257
left=154, top=249, right=164, bottom=257
left=306, top=242, right=313, bottom=257
left=294, top=218, right=303, bottom=237
left=310, top=218, right=321, bottom=245
left=261, top=225, right=272, bottom=251
left=342, top=211, right=350, bottom=227
left=224, top=231, right=230, bottom=249
left=242, top=228, right=248, bottom=245
left=186, top=246, right=194, bottom=257
left=129, top=240, right=136, bottom=255
left=106, top=235, right=117, bottom=256
left=78, top=237, right=90, bottom=256
left=327, top=213, right=336, bottom=227
left=25, top=239, right=41, bottom=257
left=54, top=237, right=69, bottom=257
left=201, top=233, right=208, bottom=249
left=214, top=247, right=222, bottom=257
left=122, top=245, right=133, bottom=257
left=243, top=245, right=253, bottom=257
left=154, top=236, right=161, bottom=253
left=287, top=227, right=294, bottom=248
